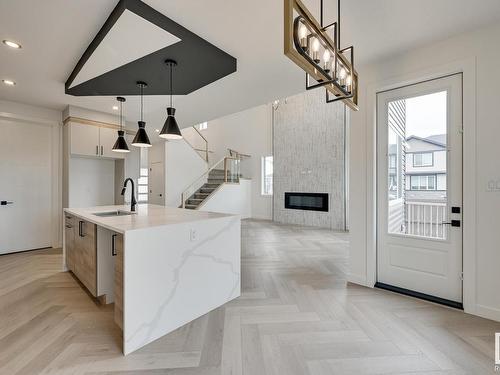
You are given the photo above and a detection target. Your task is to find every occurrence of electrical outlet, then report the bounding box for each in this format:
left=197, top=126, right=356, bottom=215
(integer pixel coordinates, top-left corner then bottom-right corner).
left=190, top=229, right=197, bottom=242
left=487, top=180, right=500, bottom=192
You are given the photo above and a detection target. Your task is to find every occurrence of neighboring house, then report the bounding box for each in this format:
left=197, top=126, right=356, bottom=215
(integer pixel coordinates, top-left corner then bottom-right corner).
left=405, top=134, right=447, bottom=202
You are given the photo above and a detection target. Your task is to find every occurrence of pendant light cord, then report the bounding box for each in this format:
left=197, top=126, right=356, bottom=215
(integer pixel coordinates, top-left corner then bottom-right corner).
left=140, top=84, right=144, bottom=122
left=120, top=100, right=123, bottom=131
left=170, top=63, right=173, bottom=108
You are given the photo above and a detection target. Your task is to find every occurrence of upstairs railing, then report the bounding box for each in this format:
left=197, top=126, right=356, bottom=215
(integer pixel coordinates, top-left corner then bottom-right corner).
left=228, top=148, right=251, bottom=159
left=183, top=126, right=211, bottom=163
left=181, top=156, right=241, bottom=208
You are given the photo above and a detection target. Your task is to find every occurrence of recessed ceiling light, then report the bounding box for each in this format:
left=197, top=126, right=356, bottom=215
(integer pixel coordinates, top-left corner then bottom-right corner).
left=2, top=40, right=22, bottom=49
left=112, top=105, right=119, bottom=110
left=2, top=79, right=16, bottom=86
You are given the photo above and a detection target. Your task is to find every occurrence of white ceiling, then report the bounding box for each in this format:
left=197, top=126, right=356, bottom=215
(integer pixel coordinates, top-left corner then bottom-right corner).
left=68, top=9, right=181, bottom=89
left=1, top=0, right=500, bottom=130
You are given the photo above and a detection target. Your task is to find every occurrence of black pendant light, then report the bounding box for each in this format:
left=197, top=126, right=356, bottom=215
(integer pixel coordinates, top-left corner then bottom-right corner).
left=112, top=97, right=130, bottom=153
left=159, top=59, right=182, bottom=140
left=132, top=81, right=152, bottom=148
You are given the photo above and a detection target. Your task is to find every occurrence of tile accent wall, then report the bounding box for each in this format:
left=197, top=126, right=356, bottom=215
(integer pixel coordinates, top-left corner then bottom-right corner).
left=273, top=88, right=346, bottom=230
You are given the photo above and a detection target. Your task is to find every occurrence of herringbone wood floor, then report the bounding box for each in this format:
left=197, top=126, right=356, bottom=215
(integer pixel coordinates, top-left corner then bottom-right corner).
left=0, top=220, right=499, bottom=374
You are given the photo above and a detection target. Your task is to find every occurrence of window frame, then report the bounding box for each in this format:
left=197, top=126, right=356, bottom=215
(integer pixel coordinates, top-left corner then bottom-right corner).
left=409, top=174, right=437, bottom=191
left=412, top=152, right=434, bottom=167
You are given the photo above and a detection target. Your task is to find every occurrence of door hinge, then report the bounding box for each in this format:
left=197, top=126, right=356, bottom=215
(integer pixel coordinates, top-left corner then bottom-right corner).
left=459, top=272, right=463, bottom=281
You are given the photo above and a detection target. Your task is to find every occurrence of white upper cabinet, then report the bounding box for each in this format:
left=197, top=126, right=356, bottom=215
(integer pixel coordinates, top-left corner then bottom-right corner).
left=69, top=122, right=125, bottom=159
left=70, top=122, right=100, bottom=157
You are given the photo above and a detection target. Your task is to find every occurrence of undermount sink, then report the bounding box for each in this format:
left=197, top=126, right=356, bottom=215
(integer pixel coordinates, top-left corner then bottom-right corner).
left=93, top=210, right=136, bottom=217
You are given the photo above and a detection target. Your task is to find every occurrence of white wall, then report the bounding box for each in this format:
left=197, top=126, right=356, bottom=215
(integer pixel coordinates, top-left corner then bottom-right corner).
left=165, top=140, right=208, bottom=207
left=68, top=157, right=115, bottom=207
left=182, top=105, right=273, bottom=219
left=199, top=179, right=252, bottom=219
left=349, top=22, right=500, bottom=321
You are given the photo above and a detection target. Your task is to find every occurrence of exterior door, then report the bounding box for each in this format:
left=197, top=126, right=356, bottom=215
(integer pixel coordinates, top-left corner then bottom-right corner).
left=377, top=74, right=463, bottom=304
left=0, top=119, right=52, bottom=254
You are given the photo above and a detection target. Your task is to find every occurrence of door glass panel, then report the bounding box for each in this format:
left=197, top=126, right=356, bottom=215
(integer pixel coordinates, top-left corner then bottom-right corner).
left=387, top=91, right=448, bottom=239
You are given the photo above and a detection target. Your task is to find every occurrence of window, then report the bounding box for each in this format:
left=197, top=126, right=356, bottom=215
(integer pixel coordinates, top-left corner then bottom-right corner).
left=413, top=152, right=433, bottom=167
left=410, top=175, right=436, bottom=190
left=198, top=122, right=208, bottom=131
left=261, top=156, right=273, bottom=196
left=137, top=168, right=149, bottom=202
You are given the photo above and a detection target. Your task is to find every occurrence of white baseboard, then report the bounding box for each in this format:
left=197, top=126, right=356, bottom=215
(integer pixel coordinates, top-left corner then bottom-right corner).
left=347, top=273, right=370, bottom=287
left=475, top=304, right=500, bottom=323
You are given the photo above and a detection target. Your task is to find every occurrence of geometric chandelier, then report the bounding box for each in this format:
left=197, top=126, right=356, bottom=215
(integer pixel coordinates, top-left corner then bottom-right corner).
left=284, top=0, right=359, bottom=110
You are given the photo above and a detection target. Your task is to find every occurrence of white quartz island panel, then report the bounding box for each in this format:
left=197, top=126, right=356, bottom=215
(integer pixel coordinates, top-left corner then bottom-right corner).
left=63, top=204, right=241, bottom=355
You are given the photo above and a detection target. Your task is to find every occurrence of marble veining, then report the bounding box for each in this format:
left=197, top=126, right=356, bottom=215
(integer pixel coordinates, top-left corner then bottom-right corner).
left=126, top=216, right=240, bottom=348
left=123, top=215, right=241, bottom=354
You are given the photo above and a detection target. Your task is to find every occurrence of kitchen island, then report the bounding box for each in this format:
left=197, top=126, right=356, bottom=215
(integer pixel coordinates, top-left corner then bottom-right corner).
left=63, top=204, right=240, bottom=355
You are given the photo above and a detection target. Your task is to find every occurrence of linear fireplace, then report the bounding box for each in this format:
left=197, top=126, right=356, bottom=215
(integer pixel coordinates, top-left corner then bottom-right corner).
left=284, top=192, right=329, bottom=212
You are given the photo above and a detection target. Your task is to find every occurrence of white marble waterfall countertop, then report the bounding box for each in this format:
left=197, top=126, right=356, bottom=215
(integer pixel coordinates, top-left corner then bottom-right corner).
left=64, top=204, right=234, bottom=234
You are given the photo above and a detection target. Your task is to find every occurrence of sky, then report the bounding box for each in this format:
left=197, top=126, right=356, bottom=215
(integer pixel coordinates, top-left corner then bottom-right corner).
left=405, top=91, right=447, bottom=138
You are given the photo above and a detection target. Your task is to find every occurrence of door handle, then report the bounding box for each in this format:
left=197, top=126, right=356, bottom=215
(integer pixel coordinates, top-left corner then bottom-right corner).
left=96, top=145, right=99, bottom=155
left=442, top=220, right=461, bottom=227
left=101, top=145, right=103, bottom=155
left=111, top=234, right=117, bottom=256
left=0, top=201, right=13, bottom=205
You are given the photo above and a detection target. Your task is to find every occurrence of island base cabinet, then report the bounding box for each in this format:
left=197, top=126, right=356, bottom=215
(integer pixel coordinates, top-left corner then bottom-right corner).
left=114, top=234, right=124, bottom=330
left=74, top=220, right=97, bottom=296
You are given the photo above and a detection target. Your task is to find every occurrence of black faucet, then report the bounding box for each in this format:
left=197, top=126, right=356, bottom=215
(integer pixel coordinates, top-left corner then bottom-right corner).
left=121, top=178, right=137, bottom=212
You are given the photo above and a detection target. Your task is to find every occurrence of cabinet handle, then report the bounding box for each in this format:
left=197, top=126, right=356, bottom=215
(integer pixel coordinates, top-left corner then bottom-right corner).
left=79, top=221, right=86, bottom=237
left=111, top=234, right=117, bottom=256
left=96, top=145, right=99, bottom=155
left=101, top=145, right=103, bottom=155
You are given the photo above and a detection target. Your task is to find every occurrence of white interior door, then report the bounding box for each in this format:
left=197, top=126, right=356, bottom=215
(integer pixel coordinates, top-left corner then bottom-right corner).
left=0, top=119, right=52, bottom=254
left=149, top=161, right=165, bottom=205
left=377, top=74, right=463, bottom=304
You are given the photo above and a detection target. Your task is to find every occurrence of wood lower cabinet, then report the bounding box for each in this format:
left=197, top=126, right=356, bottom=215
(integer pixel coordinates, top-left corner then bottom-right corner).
left=74, top=219, right=97, bottom=296
left=113, top=233, right=124, bottom=330
left=64, top=215, right=76, bottom=272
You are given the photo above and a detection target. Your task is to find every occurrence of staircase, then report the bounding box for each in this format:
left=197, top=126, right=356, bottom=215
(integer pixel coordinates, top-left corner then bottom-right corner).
left=183, top=169, right=227, bottom=209
left=181, top=153, right=248, bottom=210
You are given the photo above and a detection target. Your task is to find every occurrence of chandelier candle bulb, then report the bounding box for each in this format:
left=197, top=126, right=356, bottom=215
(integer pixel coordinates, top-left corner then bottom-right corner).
left=299, top=24, right=308, bottom=50
left=312, top=38, right=320, bottom=63
left=339, top=67, right=347, bottom=87
left=346, top=74, right=352, bottom=93
left=323, top=50, right=331, bottom=72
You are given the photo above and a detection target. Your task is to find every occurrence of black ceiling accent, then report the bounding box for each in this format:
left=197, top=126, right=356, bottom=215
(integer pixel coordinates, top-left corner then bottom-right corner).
left=65, top=0, right=237, bottom=96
